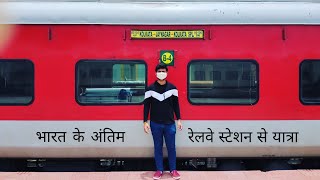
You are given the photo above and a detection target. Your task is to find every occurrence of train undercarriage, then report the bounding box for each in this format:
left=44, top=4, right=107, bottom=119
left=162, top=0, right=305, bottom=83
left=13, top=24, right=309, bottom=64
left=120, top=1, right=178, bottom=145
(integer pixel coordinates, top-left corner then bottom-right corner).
left=1, top=157, right=320, bottom=172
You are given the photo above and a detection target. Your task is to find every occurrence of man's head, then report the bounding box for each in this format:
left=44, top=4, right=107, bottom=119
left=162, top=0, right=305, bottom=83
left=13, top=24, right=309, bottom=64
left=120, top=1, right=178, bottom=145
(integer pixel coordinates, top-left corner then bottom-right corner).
left=155, top=63, right=168, bottom=80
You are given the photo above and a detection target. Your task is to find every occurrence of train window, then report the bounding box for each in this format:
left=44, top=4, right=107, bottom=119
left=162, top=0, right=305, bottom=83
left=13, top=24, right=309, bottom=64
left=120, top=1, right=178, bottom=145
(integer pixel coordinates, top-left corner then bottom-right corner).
left=210, top=71, right=221, bottom=80
left=226, top=71, right=238, bottom=80
left=76, top=60, right=146, bottom=105
left=195, top=70, right=205, bottom=80
left=0, top=60, right=34, bottom=105
left=300, top=60, right=320, bottom=104
left=188, top=60, right=258, bottom=105
left=242, top=71, right=251, bottom=80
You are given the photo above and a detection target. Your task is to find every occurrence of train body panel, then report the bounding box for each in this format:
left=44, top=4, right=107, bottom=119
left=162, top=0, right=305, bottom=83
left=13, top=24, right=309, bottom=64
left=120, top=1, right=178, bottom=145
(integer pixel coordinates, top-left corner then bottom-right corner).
left=0, top=1, right=320, bottom=159
left=1, top=25, right=320, bottom=120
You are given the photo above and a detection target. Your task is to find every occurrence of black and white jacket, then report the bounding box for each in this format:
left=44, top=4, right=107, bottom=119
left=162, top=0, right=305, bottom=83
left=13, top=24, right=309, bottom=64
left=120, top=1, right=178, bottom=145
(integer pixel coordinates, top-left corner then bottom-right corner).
left=144, top=81, right=181, bottom=124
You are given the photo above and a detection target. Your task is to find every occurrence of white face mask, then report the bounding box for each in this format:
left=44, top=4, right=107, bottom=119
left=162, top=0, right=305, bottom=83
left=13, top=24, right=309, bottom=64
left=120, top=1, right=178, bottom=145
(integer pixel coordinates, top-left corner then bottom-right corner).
left=156, top=72, right=167, bottom=80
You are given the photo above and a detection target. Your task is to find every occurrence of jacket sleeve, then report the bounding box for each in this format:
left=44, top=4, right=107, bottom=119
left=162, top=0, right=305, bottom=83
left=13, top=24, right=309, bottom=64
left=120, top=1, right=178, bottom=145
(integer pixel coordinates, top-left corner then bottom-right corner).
left=143, top=87, right=151, bottom=122
left=173, top=89, right=181, bottom=120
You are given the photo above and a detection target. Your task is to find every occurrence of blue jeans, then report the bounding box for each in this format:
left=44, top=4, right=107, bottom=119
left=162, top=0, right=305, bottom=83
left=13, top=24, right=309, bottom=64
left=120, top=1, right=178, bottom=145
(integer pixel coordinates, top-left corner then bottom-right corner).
left=150, top=121, right=176, bottom=172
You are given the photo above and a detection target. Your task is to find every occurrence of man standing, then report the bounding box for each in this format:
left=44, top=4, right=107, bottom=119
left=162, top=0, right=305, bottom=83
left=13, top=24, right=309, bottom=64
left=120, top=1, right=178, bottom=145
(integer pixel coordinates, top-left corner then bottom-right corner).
left=144, top=63, right=182, bottom=180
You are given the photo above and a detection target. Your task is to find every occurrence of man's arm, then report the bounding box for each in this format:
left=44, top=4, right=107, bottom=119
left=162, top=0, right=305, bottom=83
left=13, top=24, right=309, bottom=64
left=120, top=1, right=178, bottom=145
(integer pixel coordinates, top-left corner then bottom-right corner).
left=144, top=90, right=151, bottom=123
left=143, top=89, right=151, bottom=133
left=173, top=90, right=182, bottom=130
left=173, top=94, right=181, bottom=120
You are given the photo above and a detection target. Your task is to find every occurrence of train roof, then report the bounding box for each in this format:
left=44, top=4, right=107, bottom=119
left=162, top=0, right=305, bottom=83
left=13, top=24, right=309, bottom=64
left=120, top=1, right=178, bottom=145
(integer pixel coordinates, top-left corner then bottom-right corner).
left=1, top=0, right=320, bottom=25
left=3, top=0, right=320, bottom=2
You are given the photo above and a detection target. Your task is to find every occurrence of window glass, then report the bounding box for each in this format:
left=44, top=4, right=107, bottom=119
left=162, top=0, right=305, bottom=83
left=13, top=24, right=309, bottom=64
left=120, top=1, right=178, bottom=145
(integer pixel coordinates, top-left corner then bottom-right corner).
left=0, top=60, right=34, bottom=105
left=188, top=60, right=258, bottom=105
left=76, top=60, right=146, bottom=105
left=300, top=60, right=320, bottom=104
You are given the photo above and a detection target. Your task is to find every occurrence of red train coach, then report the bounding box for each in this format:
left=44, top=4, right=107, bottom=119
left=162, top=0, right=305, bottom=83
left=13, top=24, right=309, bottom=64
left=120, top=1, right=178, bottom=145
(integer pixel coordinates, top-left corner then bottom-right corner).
left=0, top=0, right=320, bottom=171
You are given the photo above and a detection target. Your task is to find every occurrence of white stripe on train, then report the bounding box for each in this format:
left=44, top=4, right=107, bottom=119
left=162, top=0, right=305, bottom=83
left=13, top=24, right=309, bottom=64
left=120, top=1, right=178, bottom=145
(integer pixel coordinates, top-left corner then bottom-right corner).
left=0, top=120, right=318, bottom=157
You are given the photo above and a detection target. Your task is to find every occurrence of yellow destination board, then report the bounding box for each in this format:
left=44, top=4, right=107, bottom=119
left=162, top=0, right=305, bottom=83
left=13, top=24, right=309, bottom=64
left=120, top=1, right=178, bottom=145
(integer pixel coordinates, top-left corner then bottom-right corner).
left=131, top=30, right=204, bottom=39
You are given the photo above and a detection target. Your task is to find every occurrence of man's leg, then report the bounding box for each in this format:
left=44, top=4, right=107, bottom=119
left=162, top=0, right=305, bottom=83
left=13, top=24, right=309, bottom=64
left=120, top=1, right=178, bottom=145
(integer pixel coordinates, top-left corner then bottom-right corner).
left=164, top=123, right=176, bottom=172
left=150, top=121, right=164, bottom=171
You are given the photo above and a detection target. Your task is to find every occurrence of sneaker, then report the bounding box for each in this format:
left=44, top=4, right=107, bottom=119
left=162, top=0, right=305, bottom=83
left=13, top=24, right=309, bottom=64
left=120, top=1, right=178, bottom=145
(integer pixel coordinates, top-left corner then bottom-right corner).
left=170, top=170, right=181, bottom=179
left=153, top=170, right=163, bottom=180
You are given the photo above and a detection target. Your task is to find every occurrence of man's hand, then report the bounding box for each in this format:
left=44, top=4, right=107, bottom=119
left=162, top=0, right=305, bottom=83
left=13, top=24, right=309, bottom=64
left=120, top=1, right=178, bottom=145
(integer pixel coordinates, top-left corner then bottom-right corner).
left=144, top=122, right=150, bottom=134
left=177, top=120, right=183, bottom=131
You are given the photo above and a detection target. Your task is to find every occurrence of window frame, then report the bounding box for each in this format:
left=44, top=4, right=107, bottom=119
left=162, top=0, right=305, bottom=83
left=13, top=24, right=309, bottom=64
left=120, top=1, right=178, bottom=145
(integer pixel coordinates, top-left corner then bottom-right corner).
left=75, top=59, right=147, bottom=106
left=187, top=59, right=259, bottom=105
left=0, top=59, right=35, bottom=106
left=299, top=59, right=320, bottom=105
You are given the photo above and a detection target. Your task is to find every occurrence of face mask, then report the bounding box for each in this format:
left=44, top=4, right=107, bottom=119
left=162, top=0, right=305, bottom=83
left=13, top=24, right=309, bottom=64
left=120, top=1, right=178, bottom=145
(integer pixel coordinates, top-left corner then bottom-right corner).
left=156, top=72, right=167, bottom=80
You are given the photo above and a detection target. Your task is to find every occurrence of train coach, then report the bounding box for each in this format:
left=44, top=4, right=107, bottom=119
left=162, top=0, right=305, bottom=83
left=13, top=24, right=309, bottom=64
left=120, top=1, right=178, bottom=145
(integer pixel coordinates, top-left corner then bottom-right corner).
left=0, top=0, right=320, bottom=171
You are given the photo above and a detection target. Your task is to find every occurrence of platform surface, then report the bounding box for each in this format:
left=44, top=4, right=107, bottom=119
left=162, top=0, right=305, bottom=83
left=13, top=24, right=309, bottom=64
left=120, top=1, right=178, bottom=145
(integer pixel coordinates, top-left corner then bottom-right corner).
left=1, top=170, right=320, bottom=180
